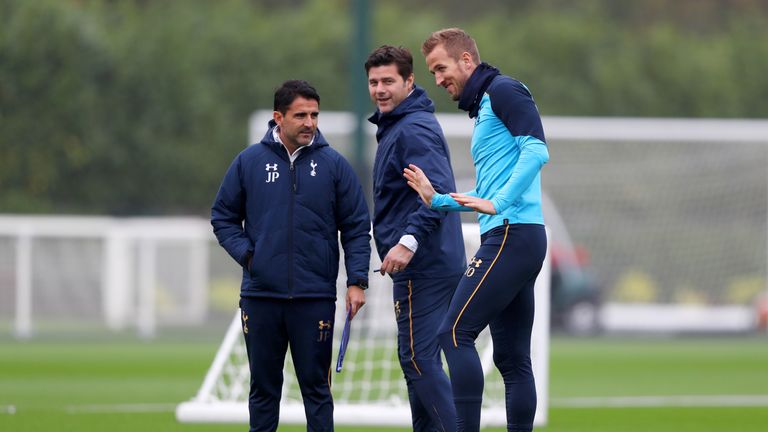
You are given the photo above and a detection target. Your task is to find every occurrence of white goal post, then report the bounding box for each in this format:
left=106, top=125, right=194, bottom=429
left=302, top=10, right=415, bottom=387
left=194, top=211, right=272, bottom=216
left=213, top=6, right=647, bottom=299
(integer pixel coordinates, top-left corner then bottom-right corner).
left=0, top=215, right=211, bottom=339
left=176, top=223, right=551, bottom=428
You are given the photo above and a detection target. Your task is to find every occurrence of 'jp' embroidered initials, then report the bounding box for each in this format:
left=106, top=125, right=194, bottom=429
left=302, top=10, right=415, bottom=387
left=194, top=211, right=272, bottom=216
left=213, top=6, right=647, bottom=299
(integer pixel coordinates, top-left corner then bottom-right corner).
left=265, top=163, right=279, bottom=183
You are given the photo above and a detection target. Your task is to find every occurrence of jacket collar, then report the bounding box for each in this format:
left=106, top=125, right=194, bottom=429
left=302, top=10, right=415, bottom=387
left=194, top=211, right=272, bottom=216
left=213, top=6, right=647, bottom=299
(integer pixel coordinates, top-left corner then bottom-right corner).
left=457, top=62, right=500, bottom=119
left=367, top=85, right=434, bottom=129
left=260, top=119, right=329, bottom=155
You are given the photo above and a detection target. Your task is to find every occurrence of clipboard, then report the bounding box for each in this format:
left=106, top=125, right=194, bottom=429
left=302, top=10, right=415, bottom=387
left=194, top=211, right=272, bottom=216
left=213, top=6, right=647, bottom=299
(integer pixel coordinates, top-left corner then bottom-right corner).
left=335, top=309, right=352, bottom=373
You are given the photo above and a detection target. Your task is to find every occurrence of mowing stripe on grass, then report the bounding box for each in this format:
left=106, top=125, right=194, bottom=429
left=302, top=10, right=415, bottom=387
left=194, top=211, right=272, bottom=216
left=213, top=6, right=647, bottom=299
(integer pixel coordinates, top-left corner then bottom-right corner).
left=552, top=395, right=768, bottom=408
left=64, top=403, right=177, bottom=414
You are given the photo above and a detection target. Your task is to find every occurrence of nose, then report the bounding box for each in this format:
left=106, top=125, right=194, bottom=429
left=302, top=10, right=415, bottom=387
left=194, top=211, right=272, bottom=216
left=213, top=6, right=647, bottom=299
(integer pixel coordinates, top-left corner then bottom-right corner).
left=434, top=73, right=444, bottom=87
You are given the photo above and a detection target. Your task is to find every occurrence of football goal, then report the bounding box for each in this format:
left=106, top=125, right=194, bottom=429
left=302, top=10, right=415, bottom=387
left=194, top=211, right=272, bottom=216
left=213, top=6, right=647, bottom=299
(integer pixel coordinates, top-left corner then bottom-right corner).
left=177, top=111, right=768, bottom=427
left=176, top=223, right=552, bottom=428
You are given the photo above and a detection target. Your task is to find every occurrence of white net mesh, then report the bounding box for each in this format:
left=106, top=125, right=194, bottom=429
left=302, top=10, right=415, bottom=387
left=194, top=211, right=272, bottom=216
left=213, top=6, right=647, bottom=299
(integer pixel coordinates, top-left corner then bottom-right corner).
left=544, top=137, right=767, bottom=304
left=248, top=112, right=768, bottom=308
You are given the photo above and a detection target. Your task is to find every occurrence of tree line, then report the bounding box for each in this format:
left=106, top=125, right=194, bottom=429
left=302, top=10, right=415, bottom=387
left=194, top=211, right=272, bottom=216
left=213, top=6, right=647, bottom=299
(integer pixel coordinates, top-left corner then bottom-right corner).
left=1, top=0, right=766, bottom=215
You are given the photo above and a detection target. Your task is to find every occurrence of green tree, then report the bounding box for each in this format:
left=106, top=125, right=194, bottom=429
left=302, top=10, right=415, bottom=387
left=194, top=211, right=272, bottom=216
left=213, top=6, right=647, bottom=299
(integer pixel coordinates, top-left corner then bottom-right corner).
left=1, top=0, right=766, bottom=215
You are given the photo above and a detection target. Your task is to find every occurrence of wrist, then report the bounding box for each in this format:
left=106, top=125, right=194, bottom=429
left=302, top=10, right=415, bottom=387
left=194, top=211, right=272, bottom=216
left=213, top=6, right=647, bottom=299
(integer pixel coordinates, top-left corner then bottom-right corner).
left=398, top=235, right=418, bottom=253
left=348, top=278, right=368, bottom=290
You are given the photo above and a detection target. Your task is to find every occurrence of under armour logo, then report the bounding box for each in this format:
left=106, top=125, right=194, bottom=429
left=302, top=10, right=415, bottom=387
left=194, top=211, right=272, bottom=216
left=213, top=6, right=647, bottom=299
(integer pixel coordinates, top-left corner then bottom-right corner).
left=317, top=320, right=332, bottom=342
left=310, top=160, right=317, bottom=177
left=265, top=163, right=279, bottom=183
left=241, top=311, right=249, bottom=335
left=394, top=300, right=401, bottom=319
left=465, top=257, right=483, bottom=277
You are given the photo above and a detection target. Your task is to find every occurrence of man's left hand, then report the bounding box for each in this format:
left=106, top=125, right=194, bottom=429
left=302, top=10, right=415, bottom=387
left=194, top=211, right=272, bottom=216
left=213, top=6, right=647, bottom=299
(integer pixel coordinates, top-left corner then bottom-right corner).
left=346, top=285, right=366, bottom=319
left=450, top=193, right=497, bottom=215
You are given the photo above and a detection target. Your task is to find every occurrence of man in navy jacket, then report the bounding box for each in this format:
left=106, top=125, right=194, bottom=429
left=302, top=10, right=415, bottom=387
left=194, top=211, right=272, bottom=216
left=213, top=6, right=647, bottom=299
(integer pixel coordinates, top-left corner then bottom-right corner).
left=366, top=46, right=466, bottom=432
left=211, top=80, right=370, bottom=432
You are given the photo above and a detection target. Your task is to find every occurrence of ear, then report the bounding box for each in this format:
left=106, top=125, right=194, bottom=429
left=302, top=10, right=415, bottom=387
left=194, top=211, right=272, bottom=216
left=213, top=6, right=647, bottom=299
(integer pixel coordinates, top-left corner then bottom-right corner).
left=461, top=52, right=473, bottom=69
left=405, top=73, right=415, bottom=90
left=273, top=110, right=283, bottom=126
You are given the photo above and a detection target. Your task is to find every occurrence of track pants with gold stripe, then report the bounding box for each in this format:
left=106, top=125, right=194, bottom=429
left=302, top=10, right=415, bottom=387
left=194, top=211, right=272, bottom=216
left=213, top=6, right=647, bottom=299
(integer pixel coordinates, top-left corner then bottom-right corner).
left=393, top=274, right=462, bottom=432
left=240, top=297, right=336, bottom=432
left=438, top=223, right=547, bottom=432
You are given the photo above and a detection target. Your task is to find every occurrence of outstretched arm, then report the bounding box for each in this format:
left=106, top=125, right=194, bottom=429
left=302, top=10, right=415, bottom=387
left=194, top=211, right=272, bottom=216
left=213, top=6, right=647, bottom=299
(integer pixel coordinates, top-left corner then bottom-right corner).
left=404, top=163, right=477, bottom=212
left=449, top=192, right=497, bottom=214
left=403, top=163, right=435, bottom=207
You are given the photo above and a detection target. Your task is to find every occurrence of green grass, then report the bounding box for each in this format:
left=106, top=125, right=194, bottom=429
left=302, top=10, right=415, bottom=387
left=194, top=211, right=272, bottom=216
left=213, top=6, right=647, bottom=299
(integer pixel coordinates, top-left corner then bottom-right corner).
left=1, top=336, right=767, bottom=431
left=549, top=337, right=768, bottom=397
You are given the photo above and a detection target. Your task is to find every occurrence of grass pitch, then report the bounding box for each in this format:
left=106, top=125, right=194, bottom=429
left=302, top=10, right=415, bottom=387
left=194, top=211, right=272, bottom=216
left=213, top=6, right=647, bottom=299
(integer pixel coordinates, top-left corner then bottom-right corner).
left=1, top=336, right=767, bottom=431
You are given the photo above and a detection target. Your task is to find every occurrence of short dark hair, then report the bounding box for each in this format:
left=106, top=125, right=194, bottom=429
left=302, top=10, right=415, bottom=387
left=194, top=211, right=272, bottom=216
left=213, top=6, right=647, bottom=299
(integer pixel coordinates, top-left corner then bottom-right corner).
left=364, top=45, right=413, bottom=81
left=273, top=80, right=320, bottom=114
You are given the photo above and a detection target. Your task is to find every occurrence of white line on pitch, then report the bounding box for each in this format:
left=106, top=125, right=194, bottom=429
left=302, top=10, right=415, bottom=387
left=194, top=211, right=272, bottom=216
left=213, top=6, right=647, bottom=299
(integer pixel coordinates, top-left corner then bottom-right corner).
left=64, top=403, right=177, bottom=414
left=551, top=395, right=768, bottom=408
left=55, top=396, right=768, bottom=414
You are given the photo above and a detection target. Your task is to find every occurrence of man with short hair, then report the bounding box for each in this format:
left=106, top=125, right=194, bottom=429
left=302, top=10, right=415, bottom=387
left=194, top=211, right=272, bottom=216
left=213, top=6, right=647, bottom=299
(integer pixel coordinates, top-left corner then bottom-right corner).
left=211, top=79, right=371, bottom=432
left=365, top=45, right=465, bottom=432
left=405, top=28, right=550, bottom=432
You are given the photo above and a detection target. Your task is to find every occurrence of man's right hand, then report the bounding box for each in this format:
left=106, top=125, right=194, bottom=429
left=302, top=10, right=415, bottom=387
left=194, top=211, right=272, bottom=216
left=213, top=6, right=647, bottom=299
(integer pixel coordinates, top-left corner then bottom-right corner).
left=379, top=244, right=414, bottom=276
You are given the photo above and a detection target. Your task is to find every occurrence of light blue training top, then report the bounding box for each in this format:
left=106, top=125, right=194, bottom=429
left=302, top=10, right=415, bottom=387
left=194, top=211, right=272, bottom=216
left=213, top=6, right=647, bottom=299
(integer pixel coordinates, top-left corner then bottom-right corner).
left=431, top=75, right=549, bottom=235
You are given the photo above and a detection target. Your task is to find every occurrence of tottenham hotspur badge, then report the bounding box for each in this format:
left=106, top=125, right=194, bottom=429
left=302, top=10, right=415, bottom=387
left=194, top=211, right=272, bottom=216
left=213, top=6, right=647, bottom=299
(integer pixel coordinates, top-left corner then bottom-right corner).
left=310, top=160, right=317, bottom=176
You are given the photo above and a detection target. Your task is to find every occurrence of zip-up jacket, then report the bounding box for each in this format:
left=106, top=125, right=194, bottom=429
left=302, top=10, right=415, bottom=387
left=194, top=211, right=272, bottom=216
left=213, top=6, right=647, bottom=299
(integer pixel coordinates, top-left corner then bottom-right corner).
left=431, top=63, right=550, bottom=234
left=211, top=122, right=371, bottom=299
left=369, top=85, right=466, bottom=281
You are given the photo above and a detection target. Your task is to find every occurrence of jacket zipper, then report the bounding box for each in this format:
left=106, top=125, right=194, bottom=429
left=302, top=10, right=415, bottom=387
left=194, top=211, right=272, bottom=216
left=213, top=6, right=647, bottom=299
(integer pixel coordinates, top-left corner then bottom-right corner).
left=288, top=160, right=296, bottom=298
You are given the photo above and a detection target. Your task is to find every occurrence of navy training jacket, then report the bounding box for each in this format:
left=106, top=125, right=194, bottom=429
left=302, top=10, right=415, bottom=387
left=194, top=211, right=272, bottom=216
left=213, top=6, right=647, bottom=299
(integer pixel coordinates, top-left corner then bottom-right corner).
left=369, top=85, right=466, bottom=281
left=211, top=122, right=371, bottom=299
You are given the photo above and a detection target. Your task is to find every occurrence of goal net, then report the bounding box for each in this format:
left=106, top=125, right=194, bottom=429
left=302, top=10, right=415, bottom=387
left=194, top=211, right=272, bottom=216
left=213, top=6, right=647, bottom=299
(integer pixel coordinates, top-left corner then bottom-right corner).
left=178, top=111, right=768, bottom=427
left=538, top=117, right=768, bottom=332
left=176, top=223, right=551, bottom=427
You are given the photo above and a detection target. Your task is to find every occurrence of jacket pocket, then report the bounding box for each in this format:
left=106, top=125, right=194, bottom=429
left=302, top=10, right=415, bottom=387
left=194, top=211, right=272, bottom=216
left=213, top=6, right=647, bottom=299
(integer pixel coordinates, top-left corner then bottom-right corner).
left=248, top=236, right=267, bottom=281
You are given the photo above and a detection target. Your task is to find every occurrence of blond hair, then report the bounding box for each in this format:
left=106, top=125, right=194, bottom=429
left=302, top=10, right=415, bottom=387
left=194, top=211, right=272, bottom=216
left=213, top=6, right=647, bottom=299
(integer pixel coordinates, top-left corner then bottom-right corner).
left=421, top=27, right=480, bottom=64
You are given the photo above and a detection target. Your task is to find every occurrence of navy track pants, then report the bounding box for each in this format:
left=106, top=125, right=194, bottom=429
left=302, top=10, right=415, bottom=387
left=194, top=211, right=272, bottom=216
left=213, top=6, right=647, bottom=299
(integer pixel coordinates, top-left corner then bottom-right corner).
left=240, top=297, right=336, bottom=432
left=438, top=223, right=546, bottom=432
left=393, top=275, right=461, bottom=432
